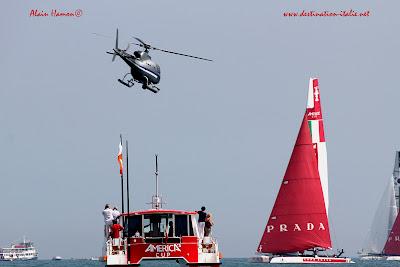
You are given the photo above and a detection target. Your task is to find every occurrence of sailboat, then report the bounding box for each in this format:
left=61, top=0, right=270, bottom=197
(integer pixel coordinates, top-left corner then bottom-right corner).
left=251, top=78, right=352, bottom=263
left=359, top=151, right=400, bottom=260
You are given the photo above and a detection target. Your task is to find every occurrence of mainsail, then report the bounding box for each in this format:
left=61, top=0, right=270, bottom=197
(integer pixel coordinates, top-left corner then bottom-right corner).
left=258, top=114, right=332, bottom=254
left=361, top=177, right=398, bottom=255
left=306, top=78, right=329, bottom=214
left=382, top=151, right=400, bottom=256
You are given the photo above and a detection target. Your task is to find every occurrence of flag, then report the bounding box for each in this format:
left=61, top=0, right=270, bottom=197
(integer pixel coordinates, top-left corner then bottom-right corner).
left=118, top=141, right=123, bottom=175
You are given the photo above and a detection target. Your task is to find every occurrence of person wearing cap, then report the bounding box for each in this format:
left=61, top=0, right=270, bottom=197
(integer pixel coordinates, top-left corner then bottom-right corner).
left=102, top=204, right=113, bottom=237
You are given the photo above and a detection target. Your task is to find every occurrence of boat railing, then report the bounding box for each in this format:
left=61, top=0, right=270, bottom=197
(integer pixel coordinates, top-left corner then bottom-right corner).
left=200, top=236, right=218, bottom=253
left=106, top=238, right=127, bottom=255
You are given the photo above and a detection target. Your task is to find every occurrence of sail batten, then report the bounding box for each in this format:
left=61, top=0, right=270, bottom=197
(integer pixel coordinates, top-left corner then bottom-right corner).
left=258, top=113, right=331, bottom=254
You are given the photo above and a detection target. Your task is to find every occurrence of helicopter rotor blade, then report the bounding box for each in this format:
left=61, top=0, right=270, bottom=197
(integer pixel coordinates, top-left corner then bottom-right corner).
left=152, top=47, right=213, bottom=62
left=133, top=37, right=148, bottom=47
left=92, top=33, right=111, bottom=38
left=131, top=36, right=212, bottom=62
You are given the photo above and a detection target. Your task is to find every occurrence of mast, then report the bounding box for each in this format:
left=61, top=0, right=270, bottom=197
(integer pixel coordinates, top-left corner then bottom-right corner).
left=393, top=151, right=400, bottom=210
left=151, top=154, right=163, bottom=209
left=126, top=140, right=130, bottom=215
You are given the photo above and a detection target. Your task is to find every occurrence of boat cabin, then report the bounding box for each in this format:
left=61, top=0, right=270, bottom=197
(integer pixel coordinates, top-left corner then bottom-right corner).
left=124, top=209, right=198, bottom=242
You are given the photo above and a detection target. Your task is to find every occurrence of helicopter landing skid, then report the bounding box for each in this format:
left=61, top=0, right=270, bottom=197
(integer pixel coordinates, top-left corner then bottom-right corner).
left=118, top=78, right=134, bottom=88
left=143, top=84, right=160, bottom=93
left=141, top=76, right=160, bottom=93
left=118, top=73, right=134, bottom=88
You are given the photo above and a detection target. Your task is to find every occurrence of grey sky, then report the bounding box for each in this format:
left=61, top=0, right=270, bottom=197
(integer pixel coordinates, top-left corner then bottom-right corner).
left=1, top=0, right=399, bottom=259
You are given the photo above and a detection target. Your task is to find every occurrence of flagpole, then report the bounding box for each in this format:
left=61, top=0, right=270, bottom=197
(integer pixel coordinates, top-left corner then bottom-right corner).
left=120, top=134, right=125, bottom=216
left=126, top=140, right=130, bottom=217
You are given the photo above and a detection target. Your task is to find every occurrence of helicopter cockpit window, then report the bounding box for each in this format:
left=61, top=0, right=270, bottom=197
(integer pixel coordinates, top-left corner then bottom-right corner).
left=134, top=51, right=141, bottom=58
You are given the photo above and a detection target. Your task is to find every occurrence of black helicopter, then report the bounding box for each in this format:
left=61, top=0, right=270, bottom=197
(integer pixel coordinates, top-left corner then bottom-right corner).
left=106, top=29, right=212, bottom=93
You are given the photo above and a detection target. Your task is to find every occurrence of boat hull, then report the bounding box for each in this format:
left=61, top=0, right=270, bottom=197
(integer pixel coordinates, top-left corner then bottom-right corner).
left=269, top=256, right=353, bottom=264
left=249, top=255, right=270, bottom=263
left=359, top=255, right=384, bottom=260
left=386, top=256, right=400, bottom=261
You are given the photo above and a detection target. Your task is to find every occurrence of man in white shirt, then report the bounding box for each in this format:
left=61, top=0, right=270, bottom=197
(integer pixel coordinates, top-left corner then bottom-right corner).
left=102, top=204, right=113, bottom=237
left=112, top=206, right=121, bottom=221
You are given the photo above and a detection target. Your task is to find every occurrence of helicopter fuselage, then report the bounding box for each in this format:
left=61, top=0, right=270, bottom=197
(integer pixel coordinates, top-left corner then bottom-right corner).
left=113, top=49, right=161, bottom=85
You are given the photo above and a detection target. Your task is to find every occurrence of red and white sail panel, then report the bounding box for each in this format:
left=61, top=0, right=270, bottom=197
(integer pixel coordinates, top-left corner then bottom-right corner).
left=384, top=212, right=400, bottom=255
left=306, top=78, right=329, bottom=214
left=258, top=114, right=332, bottom=254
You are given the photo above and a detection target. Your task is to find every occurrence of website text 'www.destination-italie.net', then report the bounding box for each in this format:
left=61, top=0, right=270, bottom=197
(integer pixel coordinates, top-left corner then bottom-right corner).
left=283, top=9, right=370, bottom=18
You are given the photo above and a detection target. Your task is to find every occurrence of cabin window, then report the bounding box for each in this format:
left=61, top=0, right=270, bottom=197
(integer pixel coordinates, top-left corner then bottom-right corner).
left=127, top=215, right=142, bottom=237
left=175, top=215, right=188, bottom=237
left=143, top=214, right=173, bottom=238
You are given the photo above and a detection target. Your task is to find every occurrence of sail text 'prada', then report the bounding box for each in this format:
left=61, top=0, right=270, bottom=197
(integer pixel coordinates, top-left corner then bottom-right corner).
left=266, top=222, right=327, bottom=233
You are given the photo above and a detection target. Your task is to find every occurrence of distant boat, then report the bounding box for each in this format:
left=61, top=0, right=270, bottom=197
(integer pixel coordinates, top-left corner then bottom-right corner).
left=250, top=78, right=352, bottom=264
left=52, top=256, right=62, bottom=260
left=0, top=237, right=38, bottom=261
left=360, top=151, right=400, bottom=260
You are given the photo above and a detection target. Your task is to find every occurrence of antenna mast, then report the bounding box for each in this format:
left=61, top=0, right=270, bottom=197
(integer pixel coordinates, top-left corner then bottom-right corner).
left=151, top=154, right=163, bottom=209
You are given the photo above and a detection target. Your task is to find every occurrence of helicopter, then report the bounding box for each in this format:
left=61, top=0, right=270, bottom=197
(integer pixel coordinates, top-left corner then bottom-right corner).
left=106, top=29, right=212, bottom=93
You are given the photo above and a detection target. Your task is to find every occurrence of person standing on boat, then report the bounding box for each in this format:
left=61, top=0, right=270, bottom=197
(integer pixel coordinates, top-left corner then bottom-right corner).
left=110, top=220, right=124, bottom=251
left=112, top=206, right=120, bottom=221
left=102, top=204, right=113, bottom=237
left=111, top=220, right=124, bottom=239
left=204, top=213, right=214, bottom=237
left=197, top=206, right=207, bottom=239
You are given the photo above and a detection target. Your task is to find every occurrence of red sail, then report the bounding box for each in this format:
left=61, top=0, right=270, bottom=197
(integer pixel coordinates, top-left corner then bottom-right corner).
left=258, top=113, right=332, bottom=254
left=384, top=214, right=400, bottom=255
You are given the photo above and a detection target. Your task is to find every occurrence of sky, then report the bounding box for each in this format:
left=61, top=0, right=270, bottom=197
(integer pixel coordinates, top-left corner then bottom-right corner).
left=1, top=0, right=400, bottom=260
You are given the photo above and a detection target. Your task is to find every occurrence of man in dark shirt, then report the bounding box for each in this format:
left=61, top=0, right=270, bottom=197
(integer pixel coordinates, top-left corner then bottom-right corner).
left=197, top=206, right=207, bottom=239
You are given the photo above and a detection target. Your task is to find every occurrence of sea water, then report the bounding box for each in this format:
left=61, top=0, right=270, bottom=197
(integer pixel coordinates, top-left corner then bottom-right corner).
left=0, top=258, right=400, bottom=267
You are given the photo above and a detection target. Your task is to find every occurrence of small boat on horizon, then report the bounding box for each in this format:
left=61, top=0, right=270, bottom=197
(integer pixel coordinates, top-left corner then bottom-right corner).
left=52, top=256, right=62, bottom=260
left=250, top=78, right=352, bottom=264
left=360, top=151, right=400, bottom=261
left=0, top=236, right=38, bottom=261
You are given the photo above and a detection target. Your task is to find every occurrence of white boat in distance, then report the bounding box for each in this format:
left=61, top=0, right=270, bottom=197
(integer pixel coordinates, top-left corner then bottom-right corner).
left=250, top=78, right=352, bottom=264
left=0, top=237, right=38, bottom=261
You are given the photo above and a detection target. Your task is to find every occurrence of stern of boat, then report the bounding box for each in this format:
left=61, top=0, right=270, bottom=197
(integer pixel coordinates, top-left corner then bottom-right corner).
left=105, top=238, right=128, bottom=266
